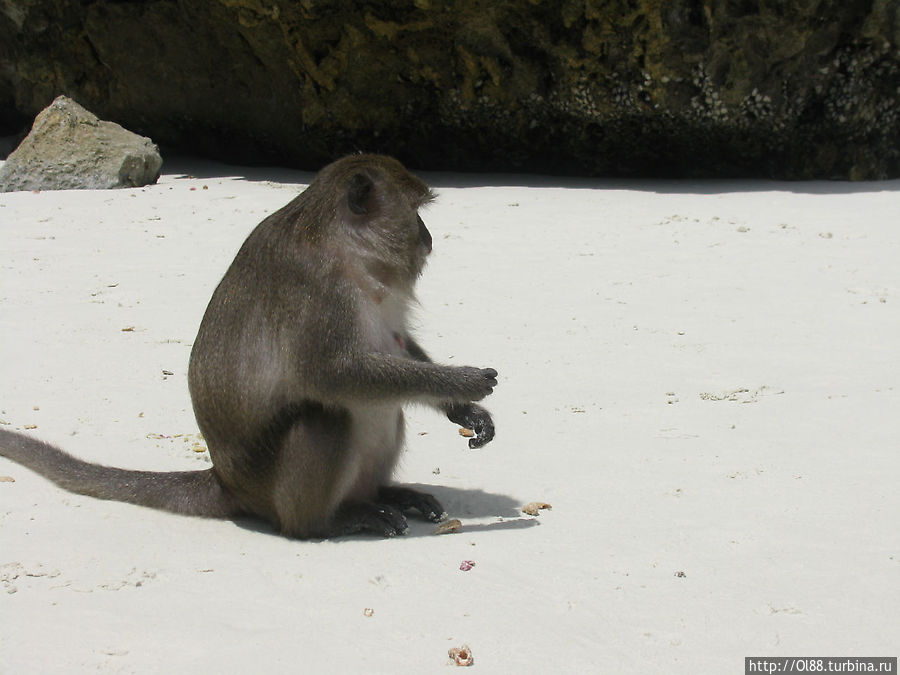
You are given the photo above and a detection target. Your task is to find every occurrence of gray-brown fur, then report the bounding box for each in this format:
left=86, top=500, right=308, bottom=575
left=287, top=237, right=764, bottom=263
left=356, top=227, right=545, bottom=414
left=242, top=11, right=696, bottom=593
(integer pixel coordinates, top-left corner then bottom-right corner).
left=0, top=154, right=497, bottom=538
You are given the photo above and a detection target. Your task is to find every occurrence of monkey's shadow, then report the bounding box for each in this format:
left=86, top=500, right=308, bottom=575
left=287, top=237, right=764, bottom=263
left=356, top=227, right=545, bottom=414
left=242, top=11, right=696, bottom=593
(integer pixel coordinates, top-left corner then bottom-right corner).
left=232, top=484, right=538, bottom=541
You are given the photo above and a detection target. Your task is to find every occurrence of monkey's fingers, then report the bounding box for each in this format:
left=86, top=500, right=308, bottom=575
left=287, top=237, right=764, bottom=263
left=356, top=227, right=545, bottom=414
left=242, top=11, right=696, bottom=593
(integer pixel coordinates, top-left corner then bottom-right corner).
left=457, top=367, right=498, bottom=401
left=332, top=502, right=409, bottom=537
left=468, top=422, right=494, bottom=449
left=378, top=486, right=446, bottom=522
left=446, top=403, right=495, bottom=449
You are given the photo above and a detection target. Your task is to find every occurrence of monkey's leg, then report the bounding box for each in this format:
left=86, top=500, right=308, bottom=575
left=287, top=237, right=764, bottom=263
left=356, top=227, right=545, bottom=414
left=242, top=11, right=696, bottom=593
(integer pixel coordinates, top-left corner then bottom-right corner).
left=269, top=411, right=411, bottom=539
left=378, top=486, right=446, bottom=522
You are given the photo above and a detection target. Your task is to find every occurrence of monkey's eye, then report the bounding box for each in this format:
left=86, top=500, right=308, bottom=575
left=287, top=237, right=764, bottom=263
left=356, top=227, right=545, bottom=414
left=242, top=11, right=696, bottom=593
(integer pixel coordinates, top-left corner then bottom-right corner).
left=417, top=214, right=433, bottom=252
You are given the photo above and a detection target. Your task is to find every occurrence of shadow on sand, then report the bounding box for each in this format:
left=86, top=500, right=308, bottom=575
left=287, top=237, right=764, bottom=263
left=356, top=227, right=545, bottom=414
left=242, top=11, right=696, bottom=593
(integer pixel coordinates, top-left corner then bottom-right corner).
left=159, top=152, right=900, bottom=197
left=231, top=482, right=536, bottom=542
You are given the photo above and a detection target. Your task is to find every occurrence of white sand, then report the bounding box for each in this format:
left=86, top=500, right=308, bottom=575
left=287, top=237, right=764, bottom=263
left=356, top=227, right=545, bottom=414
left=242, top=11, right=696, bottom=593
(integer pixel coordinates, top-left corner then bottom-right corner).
left=1, top=159, right=897, bottom=672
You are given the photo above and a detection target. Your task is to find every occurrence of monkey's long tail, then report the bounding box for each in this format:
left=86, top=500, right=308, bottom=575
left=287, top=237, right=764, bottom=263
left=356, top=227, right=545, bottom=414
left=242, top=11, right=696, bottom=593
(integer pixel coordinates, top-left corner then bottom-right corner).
left=0, top=428, right=238, bottom=518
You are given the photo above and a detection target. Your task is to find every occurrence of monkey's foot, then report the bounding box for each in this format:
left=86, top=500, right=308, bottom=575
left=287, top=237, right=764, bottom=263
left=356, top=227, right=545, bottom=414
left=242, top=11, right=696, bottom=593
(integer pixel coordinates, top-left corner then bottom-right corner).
left=332, top=501, right=409, bottom=537
left=378, top=486, right=447, bottom=523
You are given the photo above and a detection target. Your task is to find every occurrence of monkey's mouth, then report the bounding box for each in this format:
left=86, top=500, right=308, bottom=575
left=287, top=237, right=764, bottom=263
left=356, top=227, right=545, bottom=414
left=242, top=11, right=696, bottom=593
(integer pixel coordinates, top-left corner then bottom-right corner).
left=417, top=215, right=433, bottom=253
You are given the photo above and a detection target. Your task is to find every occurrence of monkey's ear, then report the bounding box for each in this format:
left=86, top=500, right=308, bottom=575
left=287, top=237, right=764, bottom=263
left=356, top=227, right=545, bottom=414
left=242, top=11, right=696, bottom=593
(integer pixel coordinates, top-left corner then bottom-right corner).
left=347, top=173, right=374, bottom=215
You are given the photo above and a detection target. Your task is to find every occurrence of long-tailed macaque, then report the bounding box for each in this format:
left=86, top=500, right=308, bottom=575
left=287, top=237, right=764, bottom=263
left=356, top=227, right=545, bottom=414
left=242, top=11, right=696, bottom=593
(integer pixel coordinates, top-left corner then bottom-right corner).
left=0, top=154, right=498, bottom=538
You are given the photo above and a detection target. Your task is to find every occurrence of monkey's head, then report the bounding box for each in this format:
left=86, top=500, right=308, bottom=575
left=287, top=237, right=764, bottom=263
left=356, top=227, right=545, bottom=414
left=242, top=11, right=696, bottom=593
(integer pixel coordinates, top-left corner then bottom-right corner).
left=306, top=154, right=436, bottom=287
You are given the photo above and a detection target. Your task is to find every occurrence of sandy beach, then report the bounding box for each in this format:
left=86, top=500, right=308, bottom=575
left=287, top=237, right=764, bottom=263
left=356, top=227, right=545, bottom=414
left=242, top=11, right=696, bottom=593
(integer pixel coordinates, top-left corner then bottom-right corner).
left=1, top=159, right=898, bottom=672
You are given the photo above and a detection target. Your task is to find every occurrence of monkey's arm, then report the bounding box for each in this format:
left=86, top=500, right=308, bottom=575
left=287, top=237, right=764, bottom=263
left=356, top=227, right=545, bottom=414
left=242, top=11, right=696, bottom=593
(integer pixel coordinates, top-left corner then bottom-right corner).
left=322, top=350, right=495, bottom=401
left=404, top=336, right=496, bottom=449
left=403, top=337, right=431, bottom=363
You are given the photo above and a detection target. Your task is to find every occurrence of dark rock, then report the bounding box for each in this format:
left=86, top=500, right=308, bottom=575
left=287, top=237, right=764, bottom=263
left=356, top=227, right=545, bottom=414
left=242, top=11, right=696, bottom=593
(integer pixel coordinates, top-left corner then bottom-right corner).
left=0, top=96, right=162, bottom=192
left=0, top=1, right=897, bottom=180
left=0, top=135, right=17, bottom=160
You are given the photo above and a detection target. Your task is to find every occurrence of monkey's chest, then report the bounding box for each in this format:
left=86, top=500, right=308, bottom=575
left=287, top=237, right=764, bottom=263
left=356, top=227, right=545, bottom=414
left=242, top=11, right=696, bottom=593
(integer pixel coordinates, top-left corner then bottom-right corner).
left=362, top=322, right=407, bottom=356
left=356, top=293, right=409, bottom=356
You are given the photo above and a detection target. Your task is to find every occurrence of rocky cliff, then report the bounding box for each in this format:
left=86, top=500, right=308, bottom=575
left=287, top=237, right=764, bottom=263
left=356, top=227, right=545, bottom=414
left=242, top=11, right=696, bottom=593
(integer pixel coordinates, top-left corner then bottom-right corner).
left=2, top=0, right=898, bottom=179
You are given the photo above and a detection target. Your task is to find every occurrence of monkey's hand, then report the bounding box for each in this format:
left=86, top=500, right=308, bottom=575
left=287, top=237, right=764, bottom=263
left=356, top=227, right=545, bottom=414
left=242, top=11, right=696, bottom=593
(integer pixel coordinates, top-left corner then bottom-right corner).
left=452, top=367, right=498, bottom=402
left=444, top=402, right=495, bottom=449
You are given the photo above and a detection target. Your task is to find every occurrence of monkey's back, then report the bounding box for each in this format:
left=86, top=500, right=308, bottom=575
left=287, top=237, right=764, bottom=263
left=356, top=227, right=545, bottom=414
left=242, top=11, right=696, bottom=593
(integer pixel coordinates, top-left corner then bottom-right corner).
left=185, top=200, right=383, bottom=528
